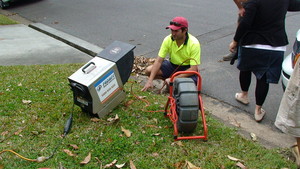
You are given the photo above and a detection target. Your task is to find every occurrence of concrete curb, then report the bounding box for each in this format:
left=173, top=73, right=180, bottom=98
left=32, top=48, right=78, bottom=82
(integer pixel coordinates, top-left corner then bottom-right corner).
left=29, top=23, right=103, bottom=57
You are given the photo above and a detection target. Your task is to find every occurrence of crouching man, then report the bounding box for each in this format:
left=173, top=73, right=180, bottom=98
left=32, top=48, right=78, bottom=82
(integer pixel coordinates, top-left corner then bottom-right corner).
left=141, top=16, right=201, bottom=92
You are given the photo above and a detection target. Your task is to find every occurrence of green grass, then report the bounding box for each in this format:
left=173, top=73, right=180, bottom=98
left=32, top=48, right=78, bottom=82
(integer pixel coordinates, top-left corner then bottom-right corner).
left=0, top=64, right=297, bottom=168
left=0, top=14, right=19, bottom=25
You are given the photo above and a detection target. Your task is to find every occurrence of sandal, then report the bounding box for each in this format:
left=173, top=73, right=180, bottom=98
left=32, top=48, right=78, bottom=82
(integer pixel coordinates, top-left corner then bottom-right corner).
left=254, top=108, right=266, bottom=122
left=235, top=93, right=249, bottom=105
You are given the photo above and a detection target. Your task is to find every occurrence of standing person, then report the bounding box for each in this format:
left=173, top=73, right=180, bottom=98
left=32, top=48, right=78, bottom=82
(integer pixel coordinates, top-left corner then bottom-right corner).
left=141, top=16, right=201, bottom=92
left=275, top=57, right=300, bottom=167
left=222, top=0, right=248, bottom=61
left=229, top=0, right=289, bottom=122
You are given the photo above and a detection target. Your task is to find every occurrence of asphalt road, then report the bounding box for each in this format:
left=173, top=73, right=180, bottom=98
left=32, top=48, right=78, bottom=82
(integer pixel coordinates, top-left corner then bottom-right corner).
left=5, top=0, right=300, bottom=126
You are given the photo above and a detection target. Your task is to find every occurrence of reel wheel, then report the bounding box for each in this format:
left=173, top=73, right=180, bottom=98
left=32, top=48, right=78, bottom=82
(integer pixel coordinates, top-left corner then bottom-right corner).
left=173, top=78, right=199, bottom=133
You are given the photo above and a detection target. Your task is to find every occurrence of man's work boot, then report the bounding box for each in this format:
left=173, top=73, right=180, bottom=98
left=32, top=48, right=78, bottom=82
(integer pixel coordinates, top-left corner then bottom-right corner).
left=223, top=52, right=236, bottom=61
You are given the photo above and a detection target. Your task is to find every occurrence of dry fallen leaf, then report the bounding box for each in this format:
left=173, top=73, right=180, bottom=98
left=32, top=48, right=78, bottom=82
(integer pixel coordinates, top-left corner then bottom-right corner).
left=104, top=159, right=117, bottom=168
left=69, top=144, right=79, bottom=150
left=125, top=100, right=134, bottom=107
left=31, top=131, right=39, bottom=135
left=177, top=141, right=184, bottom=146
left=145, top=125, right=158, bottom=128
left=137, top=65, right=144, bottom=70
left=236, top=162, right=247, bottom=169
left=14, top=129, right=23, bottom=135
left=152, top=152, right=159, bottom=157
left=63, top=149, right=76, bottom=156
left=80, top=152, right=91, bottom=165
left=171, top=141, right=184, bottom=146
left=250, top=133, right=257, bottom=141
left=228, top=117, right=241, bottom=128
left=149, top=58, right=155, bottom=63
left=227, top=155, right=243, bottom=162
left=138, top=96, right=146, bottom=99
left=174, top=161, right=185, bottom=169
left=129, top=160, right=137, bottom=169
left=1, top=131, right=9, bottom=136
left=90, top=117, right=101, bottom=122
left=107, top=114, right=119, bottom=123
left=22, top=99, right=32, bottom=104
left=133, top=56, right=155, bottom=74
left=186, top=160, right=201, bottom=169
left=116, top=163, right=126, bottom=168
left=95, top=157, right=102, bottom=167
left=121, top=127, right=132, bottom=137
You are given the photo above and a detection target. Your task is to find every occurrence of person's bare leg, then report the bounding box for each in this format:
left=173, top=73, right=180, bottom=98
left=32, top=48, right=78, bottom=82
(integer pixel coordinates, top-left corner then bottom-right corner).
left=291, top=137, right=300, bottom=167
left=144, top=65, right=164, bottom=79
left=255, top=105, right=262, bottom=115
left=297, top=137, right=300, bottom=157
left=236, top=71, right=251, bottom=104
left=254, top=105, right=266, bottom=122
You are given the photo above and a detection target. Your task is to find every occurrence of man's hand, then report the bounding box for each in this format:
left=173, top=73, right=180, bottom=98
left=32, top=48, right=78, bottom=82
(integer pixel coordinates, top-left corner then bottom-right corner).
left=229, top=40, right=238, bottom=53
left=141, top=80, right=153, bottom=91
left=239, top=8, right=246, bottom=17
left=165, top=78, right=171, bottom=86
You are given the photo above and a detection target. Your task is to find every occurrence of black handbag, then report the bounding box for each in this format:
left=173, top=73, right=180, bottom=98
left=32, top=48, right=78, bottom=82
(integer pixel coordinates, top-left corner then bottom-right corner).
left=288, top=0, right=300, bottom=11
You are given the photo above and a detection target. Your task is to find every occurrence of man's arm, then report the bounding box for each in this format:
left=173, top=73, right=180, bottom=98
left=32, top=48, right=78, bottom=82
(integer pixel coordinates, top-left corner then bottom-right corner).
left=141, top=56, right=164, bottom=91
left=233, top=0, right=243, bottom=9
left=233, top=0, right=246, bottom=17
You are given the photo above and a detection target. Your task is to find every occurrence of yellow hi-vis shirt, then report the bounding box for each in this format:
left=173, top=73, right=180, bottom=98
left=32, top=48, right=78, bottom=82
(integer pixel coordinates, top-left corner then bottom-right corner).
left=158, top=33, right=201, bottom=66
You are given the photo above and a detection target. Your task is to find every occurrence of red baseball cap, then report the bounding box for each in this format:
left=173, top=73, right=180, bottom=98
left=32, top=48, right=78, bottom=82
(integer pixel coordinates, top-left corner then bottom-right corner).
left=166, top=16, right=188, bottom=30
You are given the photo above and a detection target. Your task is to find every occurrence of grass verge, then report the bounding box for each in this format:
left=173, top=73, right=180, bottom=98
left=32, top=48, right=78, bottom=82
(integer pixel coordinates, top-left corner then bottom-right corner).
left=0, top=64, right=297, bottom=168
left=0, top=14, right=19, bottom=25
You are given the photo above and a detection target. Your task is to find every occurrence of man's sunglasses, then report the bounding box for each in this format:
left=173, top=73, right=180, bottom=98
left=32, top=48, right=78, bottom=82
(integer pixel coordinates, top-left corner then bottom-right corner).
left=170, top=21, right=182, bottom=27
